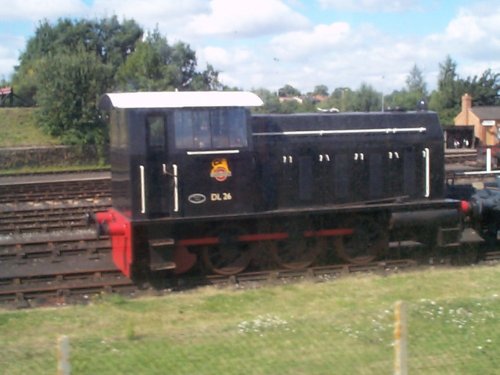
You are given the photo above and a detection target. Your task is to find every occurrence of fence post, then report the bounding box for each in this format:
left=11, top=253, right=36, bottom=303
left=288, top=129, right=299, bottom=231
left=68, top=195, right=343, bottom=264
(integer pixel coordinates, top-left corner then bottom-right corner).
left=57, top=335, right=71, bottom=375
left=394, top=301, right=408, bottom=375
left=486, top=147, right=492, bottom=172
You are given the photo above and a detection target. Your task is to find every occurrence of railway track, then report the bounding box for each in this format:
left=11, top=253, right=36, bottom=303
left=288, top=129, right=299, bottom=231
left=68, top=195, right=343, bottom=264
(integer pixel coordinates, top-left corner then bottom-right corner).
left=1, top=171, right=499, bottom=309
left=0, top=174, right=119, bottom=307
left=0, top=201, right=110, bottom=234
left=2, top=242, right=498, bottom=308
left=206, top=258, right=419, bottom=286
left=444, top=148, right=478, bottom=164
left=0, top=225, right=124, bottom=305
left=0, top=175, right=110, bottom=204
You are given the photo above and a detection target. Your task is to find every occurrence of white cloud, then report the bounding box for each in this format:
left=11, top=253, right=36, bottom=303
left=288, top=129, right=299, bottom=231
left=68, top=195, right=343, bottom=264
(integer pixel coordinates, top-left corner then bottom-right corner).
left=425, top=2, right=500, bottom=65
left=91, top=0, right=209, bottom=34
left=199, top=45, right=264, bottom=88
left=201, top=46, right=252, bottom=69
left=0, top=0, right=87, bottom=21
left=0, top=0, right=499, bottom=94
left=222, top=0, right=500, bottom=93
left=270, top=22, right=351, bottom=60
left=318, top=0, right=420, bottom=13
left=184, top=0, right=310, bottom=38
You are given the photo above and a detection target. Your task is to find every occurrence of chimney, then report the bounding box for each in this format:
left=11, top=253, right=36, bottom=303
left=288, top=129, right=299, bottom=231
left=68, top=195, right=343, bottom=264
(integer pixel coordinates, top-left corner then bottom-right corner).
left=461, top=93, right=472, bottom=125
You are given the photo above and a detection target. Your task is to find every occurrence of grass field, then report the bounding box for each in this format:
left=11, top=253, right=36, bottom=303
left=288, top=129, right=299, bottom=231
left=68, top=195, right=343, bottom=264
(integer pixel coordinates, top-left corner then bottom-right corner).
left=0, top=108, right=59, bottom=148
left=0, top=264, right=499, bottom=374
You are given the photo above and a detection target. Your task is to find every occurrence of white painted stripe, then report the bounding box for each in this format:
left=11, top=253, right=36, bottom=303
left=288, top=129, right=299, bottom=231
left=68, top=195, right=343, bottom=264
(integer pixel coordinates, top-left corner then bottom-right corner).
left=253, top=127, right=426, bottom=137
left=424, top=148, right=430, bottom=198
left=173, top=164, right=179, bottom=213
left=139, top=165, right=146, bottom=214
left=186, top=149, right=240, bottom=155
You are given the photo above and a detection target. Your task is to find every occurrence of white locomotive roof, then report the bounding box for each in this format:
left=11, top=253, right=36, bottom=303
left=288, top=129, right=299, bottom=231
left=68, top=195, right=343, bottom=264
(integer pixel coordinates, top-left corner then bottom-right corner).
left=101, top=91, right=263, bottom=109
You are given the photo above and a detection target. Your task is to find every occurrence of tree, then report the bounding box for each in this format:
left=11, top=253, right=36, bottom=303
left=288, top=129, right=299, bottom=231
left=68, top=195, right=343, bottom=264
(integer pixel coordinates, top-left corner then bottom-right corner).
left=278, top=84, right=301, bottom=97
left=462, top=69, right=500, bottom=106
left=429, top=56, right=463, bottom=123
left=95, top=17, right=143, bottom=70
left=13, top=17, right=143, bottom=103
left=312, top=84, right=329, bottom=97
left=329, top=87, right=353, bottom=112
left=406, top=64, right=427, bottom=96
left=13, top=17, right=223, bottom=145
left=190, top=64, right=224, bottom=91
left=386, top=64, right=428, bottom=110
left=35, top=45, right=113, bottom=145
left=252, top=88, right=281, bottom=113
left=115, top=29, right=222, bottom=91
left=352, top=83, right=381, bottom=112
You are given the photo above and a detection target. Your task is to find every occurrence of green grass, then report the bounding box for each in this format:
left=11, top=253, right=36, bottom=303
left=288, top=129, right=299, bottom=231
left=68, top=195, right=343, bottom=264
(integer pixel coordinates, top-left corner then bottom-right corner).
left=0, top=265, right=499, bottom=374
left=0, top=108, right=107, bottom=173
left=0, top=164, right=109, bottom=176
left=0, top=108, right=60, bottom=147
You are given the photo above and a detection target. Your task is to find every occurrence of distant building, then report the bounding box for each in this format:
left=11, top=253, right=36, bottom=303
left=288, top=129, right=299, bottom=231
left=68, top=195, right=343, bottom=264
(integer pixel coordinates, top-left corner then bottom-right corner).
left=454, top=93, right=500, bottom=146
left=0, top=86, right=13, bottom=106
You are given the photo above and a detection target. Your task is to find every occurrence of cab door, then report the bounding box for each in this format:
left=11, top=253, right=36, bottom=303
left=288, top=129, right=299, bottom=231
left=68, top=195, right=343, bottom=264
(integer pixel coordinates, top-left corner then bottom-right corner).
left=145, top=114, right=169, bottom=217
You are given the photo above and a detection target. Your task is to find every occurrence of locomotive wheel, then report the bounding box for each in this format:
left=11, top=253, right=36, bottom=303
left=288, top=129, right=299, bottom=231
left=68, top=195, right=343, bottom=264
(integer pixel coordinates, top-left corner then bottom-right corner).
left=334, top=216, right=388, bottom=264
left=173, top=245, right=197, bottom=275
left=201, top=226, right=253, bottom=275
left=270, top=219, right=323, bottom=270
left=270, top=237, right=324, bottom=270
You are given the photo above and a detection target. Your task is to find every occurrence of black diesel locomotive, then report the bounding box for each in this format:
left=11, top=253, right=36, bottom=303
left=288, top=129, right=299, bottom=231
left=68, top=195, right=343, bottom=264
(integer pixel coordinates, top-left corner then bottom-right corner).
left=95, top=91, right=467, bottom=280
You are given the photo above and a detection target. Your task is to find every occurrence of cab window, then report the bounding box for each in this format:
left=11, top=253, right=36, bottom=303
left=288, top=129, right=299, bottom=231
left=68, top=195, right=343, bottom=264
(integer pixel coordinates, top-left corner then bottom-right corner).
left=174, top=108, right=248, bottom=150
left=147, top=115, right=165, bottom=148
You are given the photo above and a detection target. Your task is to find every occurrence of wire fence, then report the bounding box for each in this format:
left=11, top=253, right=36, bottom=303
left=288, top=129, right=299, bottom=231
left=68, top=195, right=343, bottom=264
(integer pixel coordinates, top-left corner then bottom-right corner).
left=1, top=298, right=498, bottom=375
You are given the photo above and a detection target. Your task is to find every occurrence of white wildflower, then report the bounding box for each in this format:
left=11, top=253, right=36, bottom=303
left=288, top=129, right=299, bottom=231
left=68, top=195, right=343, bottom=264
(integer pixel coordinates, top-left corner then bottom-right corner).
left=237, top=314, right=289, bottom=334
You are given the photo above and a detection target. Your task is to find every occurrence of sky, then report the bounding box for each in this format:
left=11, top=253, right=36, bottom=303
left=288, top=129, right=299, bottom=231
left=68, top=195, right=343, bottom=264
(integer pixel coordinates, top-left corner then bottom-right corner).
left=0, top=0, right=499, bottom=94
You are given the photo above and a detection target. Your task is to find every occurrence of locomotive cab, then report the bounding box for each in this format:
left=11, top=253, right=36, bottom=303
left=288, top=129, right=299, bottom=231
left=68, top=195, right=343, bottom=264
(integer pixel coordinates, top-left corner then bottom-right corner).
left=100, top=91, right=263, bottom=221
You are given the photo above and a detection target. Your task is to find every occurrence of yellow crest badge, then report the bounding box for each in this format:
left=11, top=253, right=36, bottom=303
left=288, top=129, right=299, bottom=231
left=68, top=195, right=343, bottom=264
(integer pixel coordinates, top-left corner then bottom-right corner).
left=210, top=159, right=232, bottom=182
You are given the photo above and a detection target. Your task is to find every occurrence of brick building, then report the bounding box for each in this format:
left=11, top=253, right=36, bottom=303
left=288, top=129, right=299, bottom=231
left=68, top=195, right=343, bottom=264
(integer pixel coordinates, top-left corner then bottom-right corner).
left=454, top=93, right=500, bottom=146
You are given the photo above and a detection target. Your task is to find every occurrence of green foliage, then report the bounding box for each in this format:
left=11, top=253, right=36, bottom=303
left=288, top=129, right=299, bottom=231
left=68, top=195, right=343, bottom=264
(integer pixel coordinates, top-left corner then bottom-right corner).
left=115, top=30, right=194, bottom=91
left=11, top=17, right=143, bottom=146
left=326, top=87, right=353, bottom=112
left=190, top=64, right=224, bottom=91
left=312, top=84, right=329, bottom=96
left=251, top=88, right=281, bottom=113
left=115, top=28, right=223, bottom=92
left=278, top=84, right=301, bottom=98
left=462, top=69, right=500, bottom=106
left=386, top=64, right=428, bottom=111
left=34, top=46, right=112, bottom=145
left=406, top=64, right=428, bottom=96
left=259, top=58, right=498, bottom=121
left=352, top=83, right=382, bottom=112
left=429, top=56, right=499, bottom=124
left=429, top=56, right=463, bottom=123
left=13, top=17, right=143, bottom=104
